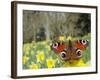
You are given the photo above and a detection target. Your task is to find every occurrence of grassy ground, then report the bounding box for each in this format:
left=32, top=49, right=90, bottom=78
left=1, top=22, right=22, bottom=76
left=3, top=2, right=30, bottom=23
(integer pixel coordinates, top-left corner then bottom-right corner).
left=22, top=33, right=91, bottom=69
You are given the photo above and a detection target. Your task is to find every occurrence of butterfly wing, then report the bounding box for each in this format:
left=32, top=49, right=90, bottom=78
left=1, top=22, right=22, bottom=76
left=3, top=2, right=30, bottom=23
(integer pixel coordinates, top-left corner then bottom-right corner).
left=74, top=40, right=88, bottom=50
left=51, top=41, right=67, bottom=53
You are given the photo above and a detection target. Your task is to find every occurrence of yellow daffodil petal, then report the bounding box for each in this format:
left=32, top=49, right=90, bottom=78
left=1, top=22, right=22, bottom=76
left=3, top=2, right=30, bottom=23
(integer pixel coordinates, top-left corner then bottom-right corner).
left=59, top=36, right=65, bottom=41
left=46, top=58, right=55, bottom=68
left=36, top=51, right=45, bottom=62
left=76, top=59, right=87, bottom=66
left=22, top=56, right=29, bottom=64
left=63, top=59, right=87, bottom=67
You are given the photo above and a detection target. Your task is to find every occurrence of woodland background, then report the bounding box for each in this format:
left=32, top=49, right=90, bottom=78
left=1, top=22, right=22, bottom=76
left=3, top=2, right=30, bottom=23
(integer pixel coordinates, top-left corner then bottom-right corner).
left=23, top=10, right=90, bottom=43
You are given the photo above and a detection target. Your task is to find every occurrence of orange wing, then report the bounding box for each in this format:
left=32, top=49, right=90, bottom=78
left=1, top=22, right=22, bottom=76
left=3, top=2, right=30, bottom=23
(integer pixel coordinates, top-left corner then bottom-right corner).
left=74, top=40, right=88, bottom=50
left=51, top=42, right=67, bottom=53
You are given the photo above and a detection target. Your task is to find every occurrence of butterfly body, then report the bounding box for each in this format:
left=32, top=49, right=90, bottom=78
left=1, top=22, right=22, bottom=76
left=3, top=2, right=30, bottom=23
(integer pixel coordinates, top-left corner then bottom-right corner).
left=51, top=40, right=88, bottom=62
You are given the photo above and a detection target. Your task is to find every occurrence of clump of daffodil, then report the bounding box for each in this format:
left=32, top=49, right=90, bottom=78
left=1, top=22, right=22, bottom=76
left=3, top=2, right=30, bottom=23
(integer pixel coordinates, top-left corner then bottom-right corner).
left=46, top=58, right=56, bottom=68
left=22, top=55, right=29, bottom=64
left=29, top=63, right=39, bottom=69
left=76, top=59, right=88, bottom=66
left=59, top=35, right=65, bottom=41
left=63, top=58, right=87, bottom=67
left=36, top=51, right=45, bottom=62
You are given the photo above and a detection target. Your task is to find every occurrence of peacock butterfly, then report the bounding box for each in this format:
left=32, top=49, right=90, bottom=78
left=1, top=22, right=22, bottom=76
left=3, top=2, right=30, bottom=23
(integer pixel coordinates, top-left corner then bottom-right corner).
left=51, top=40, right=88, bottom=61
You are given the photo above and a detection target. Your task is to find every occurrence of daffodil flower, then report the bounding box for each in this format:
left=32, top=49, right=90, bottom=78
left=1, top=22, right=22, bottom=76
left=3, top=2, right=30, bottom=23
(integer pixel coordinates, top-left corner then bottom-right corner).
left=36, top=51, right=45, bottom=62
left=46, top=58, right=55, bottom=68
left=63, top=59, right=87, bottom=67
left=22, top=55, right=29, bottom=64
left=59, top=35, right=65, bottom=41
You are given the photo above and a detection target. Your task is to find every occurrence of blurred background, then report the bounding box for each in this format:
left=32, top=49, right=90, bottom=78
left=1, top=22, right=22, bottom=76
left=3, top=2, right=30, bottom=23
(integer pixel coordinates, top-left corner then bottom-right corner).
left=23, top=10, right=91, bottom=43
